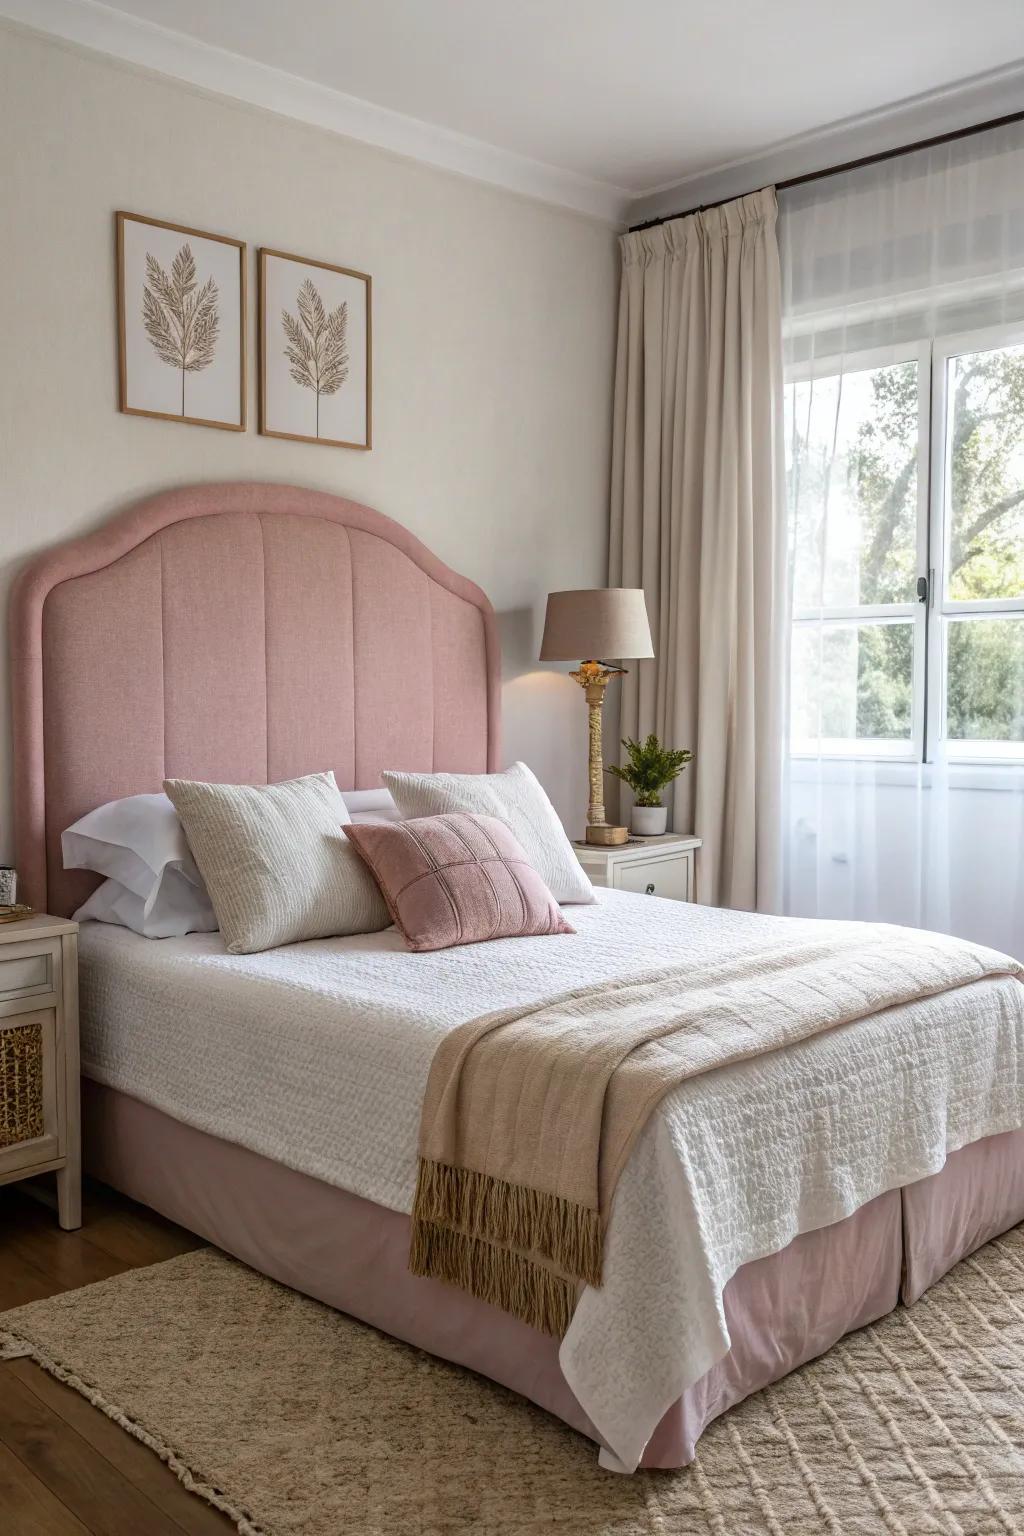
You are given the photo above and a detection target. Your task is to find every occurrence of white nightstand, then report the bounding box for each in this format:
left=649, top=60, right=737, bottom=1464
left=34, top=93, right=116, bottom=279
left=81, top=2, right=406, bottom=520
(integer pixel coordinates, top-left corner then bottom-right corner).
left=0, top=914, right=80, bottom=1229
left=574, top=833, right=702, bottom=903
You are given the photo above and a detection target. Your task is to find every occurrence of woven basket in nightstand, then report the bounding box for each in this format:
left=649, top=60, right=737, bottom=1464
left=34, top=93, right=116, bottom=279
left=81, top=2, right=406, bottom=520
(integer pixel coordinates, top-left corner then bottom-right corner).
left=0, top=1017, right=44, bottom=1149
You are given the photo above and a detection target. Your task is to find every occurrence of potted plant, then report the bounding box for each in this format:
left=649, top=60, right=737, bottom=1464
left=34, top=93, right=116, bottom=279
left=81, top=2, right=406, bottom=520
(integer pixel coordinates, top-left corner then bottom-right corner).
left=606, top=734, right=693, bottom=836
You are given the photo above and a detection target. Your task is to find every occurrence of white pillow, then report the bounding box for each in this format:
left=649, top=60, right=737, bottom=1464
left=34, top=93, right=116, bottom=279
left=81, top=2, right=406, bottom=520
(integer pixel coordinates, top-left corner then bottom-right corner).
left=341, top=788, right=402, bottom=824
left=63, top=792, right=215, bottom=938
left=382, top=762, right=595, bottom=905
left=74, top=876, right=218, bottom=939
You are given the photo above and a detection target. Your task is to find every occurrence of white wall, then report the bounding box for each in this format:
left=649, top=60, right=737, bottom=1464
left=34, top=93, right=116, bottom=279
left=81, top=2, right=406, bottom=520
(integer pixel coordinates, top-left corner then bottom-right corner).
left=0, top=24, right=618, bottom=857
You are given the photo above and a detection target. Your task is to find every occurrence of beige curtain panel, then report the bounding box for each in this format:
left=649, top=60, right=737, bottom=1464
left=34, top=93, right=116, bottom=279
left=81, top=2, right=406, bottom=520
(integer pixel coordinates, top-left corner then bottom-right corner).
left=609, top=187, right=786, bottom=911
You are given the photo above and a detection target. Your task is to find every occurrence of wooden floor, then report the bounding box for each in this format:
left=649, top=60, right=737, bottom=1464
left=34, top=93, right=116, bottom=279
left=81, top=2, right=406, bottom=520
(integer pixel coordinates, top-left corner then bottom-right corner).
left=0, top=1176, right=235, bottom=1536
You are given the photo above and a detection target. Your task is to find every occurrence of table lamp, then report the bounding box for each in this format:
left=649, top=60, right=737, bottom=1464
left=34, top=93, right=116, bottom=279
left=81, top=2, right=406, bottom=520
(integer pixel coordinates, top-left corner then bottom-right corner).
left=540, top=588, right=654, bottom=846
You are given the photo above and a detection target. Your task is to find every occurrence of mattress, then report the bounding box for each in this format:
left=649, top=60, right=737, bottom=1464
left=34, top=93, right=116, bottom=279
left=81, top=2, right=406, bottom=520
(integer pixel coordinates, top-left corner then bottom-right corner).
left=78, top=890, right=1024, bottom=1470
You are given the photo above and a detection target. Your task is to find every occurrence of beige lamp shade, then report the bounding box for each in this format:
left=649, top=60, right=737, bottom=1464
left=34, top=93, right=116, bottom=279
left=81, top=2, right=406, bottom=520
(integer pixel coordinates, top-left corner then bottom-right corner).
left=539, top=588, right=654, bottom=662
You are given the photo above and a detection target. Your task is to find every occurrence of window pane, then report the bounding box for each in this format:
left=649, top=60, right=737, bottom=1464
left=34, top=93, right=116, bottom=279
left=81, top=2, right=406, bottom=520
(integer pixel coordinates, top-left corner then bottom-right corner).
left=946, top=344, right=1024, bottom=601
left=946, top=617, right=1024, bottom=742
left=791, top=622, right=914, bottom=744
left=786, top=361, right=919, bottom=609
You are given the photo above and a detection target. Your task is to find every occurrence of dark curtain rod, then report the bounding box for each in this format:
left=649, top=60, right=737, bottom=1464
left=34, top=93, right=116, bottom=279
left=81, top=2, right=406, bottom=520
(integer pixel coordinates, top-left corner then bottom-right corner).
left=628, top=107, right=1024, bottom=233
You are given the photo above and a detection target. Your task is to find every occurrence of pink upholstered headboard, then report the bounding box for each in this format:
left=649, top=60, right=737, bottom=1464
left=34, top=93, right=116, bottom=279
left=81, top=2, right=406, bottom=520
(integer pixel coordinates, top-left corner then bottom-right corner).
left=10, top=482, right=501, bottom=917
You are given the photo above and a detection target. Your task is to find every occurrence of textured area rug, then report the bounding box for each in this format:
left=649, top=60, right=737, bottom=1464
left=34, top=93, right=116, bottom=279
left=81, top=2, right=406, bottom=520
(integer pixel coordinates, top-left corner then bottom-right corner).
left=4, top=1231, right=1024, bottom=1535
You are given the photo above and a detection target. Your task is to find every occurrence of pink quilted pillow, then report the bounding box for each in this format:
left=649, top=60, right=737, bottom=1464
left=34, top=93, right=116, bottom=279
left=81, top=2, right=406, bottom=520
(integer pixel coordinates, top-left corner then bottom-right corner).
left=342, top=812, right=575, bottom=952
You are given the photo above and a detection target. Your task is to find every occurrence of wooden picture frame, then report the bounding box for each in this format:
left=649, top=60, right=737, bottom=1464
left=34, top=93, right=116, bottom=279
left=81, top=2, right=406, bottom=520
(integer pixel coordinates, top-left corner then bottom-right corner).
left=116, top=211, right=247, bottom=432
left=258, top=247, right=372, bottom=450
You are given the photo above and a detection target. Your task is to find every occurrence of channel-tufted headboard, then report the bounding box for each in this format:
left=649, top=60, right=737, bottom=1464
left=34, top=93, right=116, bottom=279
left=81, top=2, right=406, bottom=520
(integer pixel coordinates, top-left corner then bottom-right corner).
left=10, top=482, right=501, bottom=917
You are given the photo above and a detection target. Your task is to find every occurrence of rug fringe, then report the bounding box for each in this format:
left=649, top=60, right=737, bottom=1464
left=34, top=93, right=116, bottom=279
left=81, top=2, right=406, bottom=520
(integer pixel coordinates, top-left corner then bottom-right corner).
left=409, top=1217, right=576, bottom=1337
left=413, top=1157, right=602, bottom=1287
left=0, top=1328, right=272, bottom=1536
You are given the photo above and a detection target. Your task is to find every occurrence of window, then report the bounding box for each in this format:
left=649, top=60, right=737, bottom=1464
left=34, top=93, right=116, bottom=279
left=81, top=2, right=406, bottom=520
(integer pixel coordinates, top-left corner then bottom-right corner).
left=786, top=328, right=1024, bottom=762
left=931, top=337, right=1024, bottom=759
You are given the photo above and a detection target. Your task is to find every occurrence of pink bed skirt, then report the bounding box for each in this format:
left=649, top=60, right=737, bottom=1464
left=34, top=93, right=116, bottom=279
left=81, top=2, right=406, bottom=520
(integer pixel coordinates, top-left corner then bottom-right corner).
left=82, top=1081, right=1024, bottom=1469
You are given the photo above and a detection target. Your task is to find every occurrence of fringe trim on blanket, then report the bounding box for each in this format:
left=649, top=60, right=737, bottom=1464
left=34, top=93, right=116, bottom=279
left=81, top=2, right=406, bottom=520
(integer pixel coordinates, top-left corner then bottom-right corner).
left=413, top=1158, right=602, bottom=1287
left=409, top=1218, right=576, bottom=1338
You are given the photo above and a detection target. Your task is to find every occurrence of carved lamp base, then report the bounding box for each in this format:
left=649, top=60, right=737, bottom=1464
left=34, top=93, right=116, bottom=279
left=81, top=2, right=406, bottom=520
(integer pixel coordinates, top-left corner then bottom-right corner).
left=585, top=822, right=628, bottom=847
left=569, top=660, right=629, bottom=848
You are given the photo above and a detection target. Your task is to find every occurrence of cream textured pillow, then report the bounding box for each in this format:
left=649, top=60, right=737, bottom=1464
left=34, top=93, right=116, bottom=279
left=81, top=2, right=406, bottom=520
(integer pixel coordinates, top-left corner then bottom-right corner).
left=164, top=772, right=391, bottom=954
left=382, top=762, right=595, bottom=905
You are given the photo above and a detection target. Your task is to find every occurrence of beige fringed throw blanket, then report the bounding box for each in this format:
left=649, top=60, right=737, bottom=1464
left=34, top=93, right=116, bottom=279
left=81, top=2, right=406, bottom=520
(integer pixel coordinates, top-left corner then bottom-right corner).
left=410, top=927, right=1024, bottom=1335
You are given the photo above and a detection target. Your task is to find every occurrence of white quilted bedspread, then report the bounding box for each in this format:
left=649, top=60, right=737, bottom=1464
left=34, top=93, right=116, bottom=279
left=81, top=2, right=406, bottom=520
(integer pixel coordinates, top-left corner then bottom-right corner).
left=78, top=892, right=1024, bottom=1472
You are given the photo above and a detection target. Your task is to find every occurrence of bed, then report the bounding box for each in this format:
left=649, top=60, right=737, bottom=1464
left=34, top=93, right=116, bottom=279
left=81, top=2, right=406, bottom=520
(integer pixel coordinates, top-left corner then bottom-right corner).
left=10, top=480, right=1024, bottom=1473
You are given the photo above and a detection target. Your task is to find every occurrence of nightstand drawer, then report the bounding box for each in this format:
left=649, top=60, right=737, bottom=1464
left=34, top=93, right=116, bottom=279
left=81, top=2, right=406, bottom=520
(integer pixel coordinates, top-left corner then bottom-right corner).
left=615, top=854, right=692, bottom=902
left=0, top=936, right=61, bottom=1014
left=575, top=834, right=700, bottom=903
left=0, top=1007, right=60, bottom=1172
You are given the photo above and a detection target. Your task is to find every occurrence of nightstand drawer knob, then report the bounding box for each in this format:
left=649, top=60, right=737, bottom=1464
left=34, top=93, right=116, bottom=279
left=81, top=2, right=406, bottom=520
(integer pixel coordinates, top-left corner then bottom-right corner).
left=644, top=882, right=656, bottom=895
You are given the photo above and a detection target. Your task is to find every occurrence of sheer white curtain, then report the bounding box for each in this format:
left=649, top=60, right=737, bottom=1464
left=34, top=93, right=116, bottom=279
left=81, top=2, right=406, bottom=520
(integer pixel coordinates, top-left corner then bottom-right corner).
left=778, top=122, right=1024, bottom=957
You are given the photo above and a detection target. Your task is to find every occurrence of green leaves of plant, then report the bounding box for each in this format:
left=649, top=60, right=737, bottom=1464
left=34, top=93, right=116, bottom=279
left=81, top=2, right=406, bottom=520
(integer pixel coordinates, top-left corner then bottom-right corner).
left=605, top=734, right=693, bottom=807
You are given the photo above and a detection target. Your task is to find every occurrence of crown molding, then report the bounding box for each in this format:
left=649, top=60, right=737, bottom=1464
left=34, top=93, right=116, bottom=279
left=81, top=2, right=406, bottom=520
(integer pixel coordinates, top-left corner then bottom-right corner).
left=1, top=0, right=631, bottom=225
left=629, top=58, right=1024, bottom=226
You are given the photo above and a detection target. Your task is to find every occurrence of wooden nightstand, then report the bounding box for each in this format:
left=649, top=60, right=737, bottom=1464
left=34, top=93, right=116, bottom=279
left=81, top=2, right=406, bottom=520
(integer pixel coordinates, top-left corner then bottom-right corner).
left=575, top=833, right=702, bottom=902
left=0, top=914, right=80, bottom=1229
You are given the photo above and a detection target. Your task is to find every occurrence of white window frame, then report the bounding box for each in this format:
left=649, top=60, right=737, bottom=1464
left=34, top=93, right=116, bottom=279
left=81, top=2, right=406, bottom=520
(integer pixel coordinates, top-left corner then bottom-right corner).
left=787, top=326, right=1024, bottom=766
left=786, top=340, right=930, bottom=762
left=927, top=322, right=1024, bottom=764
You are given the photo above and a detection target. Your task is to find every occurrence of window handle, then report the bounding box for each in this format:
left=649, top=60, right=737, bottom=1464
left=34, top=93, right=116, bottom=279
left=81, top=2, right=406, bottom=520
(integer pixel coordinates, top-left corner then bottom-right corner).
left=917, top=575, right=929, bottom=604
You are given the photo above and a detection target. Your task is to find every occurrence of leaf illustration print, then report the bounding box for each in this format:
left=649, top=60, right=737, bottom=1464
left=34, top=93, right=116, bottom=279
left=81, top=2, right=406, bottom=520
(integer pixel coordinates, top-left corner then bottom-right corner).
left=281, top=278, right=349, bottom=438
left=142, top=243, right=220, bottom=416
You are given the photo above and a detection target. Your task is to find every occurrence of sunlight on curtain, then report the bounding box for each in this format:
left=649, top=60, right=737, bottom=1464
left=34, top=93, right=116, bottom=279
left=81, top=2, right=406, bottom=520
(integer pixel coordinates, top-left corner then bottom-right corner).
left=778, top=122, right=1024, bottom=957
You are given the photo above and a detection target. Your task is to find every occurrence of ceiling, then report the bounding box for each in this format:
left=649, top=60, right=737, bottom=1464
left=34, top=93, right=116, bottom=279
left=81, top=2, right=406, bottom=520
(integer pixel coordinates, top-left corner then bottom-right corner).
left=10, top=0, right=1024, bottom=219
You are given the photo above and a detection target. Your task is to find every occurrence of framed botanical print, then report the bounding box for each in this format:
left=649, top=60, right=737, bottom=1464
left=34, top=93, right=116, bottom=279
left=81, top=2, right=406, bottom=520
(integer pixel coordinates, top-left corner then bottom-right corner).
left=116, top=211, right=246, bottom=431
left=259, top=248, right=372, bottom=450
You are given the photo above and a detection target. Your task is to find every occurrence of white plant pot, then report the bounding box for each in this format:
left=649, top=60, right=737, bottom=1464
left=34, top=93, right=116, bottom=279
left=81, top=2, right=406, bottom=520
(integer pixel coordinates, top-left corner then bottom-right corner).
left=630, top=805, right=668, bottom=836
